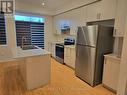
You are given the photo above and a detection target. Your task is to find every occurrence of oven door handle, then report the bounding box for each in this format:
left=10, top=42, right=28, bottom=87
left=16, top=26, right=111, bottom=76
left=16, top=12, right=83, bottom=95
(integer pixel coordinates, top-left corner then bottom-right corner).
left=56, top=45, right=64, bottom=48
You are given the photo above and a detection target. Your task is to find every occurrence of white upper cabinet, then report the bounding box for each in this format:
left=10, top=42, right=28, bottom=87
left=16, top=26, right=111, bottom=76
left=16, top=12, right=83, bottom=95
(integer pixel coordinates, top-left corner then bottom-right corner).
left=114, top=0, right=126, bottom=37
left=86, top=1, right=102, bottom=22
left=86, top=0, right=117, bottom=22
left=101, top=0, right=117, bottom=20
left=69, top=7, right=86, bottom=35
left=53, top=7, right=86, bottom=35
left=53, top=12, right=71, bottom=35
left=53, top=15, right=63, bottom=35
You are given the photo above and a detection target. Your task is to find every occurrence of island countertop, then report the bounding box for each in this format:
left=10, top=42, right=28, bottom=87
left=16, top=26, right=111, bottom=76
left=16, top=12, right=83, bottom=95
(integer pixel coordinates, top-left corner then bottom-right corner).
left=13, top=47, right=51, bottom=59
left=0, top=47, right=51, bottom=63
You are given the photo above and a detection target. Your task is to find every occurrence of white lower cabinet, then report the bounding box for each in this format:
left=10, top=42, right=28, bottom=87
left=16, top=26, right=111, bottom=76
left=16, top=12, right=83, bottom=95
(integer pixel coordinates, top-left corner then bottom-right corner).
left=26, top=55, right=51, bottom=90
left=51, top=43, right=56, bottom=58
left=64, top=46, right=75, bottom=69
left=103, top=55, right=120, bottom=92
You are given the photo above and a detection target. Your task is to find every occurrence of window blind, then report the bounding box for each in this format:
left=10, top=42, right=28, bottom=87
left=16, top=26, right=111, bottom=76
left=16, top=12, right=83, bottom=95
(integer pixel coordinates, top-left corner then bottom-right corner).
left=30, top=22, right=44, bottom=48
left=0, top=12, right=6, bottom=45
left=15, top=21, right=44, bottom=49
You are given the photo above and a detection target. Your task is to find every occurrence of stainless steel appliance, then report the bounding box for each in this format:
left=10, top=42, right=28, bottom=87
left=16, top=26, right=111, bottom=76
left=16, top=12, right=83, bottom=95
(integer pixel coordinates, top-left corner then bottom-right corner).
left=64, top=38, right=75, bottom=45
left=55, top=38, right=75, bottom=64
left=75, top=25, right=114, bottom=86
left=55, top=43, right=64, bottom=63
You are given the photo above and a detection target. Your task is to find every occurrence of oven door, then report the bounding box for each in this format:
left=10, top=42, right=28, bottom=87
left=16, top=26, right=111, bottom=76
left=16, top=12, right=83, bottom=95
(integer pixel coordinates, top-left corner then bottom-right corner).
left=55, top=44, right=64, bottom=63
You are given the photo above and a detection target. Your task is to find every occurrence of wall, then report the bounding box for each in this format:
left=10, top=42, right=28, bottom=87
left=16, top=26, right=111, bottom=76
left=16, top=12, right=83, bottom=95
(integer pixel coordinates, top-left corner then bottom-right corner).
left=6, top=16, right=17, bottom=56
left=117, top=11, right=127, bottom=95
left=0, top=0, right=57, bottom=56
left=44, top=16, right=56, bottom=50
left=0, top=15, right=17, bottom=57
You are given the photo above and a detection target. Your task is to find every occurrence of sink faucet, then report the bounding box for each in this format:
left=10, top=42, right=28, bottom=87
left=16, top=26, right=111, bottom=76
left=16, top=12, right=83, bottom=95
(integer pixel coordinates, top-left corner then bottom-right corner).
left=21, top=36, right=27, bottom=48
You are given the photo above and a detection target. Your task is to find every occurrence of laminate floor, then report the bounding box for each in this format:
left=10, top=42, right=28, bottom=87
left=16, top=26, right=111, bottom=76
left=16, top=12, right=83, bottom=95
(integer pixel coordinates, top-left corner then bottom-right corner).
left=0, top=58, right=116, bottom=95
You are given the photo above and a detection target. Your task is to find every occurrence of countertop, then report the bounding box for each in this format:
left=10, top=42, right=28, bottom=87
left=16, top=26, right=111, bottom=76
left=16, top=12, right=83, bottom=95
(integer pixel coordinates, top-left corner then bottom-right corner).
left=64, top=45, right=75, bottom=49
left=104, top=54, right=121, bottom=61
left=0, top=47, right=51, bottom=63
left=13, top=47, right=51, bottom=59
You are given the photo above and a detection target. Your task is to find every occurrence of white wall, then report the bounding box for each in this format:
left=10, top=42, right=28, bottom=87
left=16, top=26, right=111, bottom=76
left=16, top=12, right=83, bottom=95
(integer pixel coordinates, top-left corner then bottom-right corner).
left=6, top=16, right=17, bottom=56
left=117, top=12, right=127, bottom=95
left=0, top=0, right=56, bottom=57
left=44, top=16, right=56, bottom=50
left=0, top=16, right=17, bottom=57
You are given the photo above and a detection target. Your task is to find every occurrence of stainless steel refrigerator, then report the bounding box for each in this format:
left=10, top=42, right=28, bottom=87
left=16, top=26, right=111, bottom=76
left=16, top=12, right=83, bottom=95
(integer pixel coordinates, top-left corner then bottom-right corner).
left=75, top=25, right=114, bottom=86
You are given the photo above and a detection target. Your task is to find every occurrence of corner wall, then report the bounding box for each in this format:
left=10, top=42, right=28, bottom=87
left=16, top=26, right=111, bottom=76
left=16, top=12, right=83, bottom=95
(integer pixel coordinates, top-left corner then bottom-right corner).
left=117, top=10, right=127, bottom=95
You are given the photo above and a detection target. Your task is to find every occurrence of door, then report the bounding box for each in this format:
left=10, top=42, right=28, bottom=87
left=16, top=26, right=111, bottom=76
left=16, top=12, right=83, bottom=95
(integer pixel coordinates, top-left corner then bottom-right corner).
left=114, top=0, right=126, bottom=37
left=69, top=7, right=86, bottom=35
left=70, top=48, right=76, bottom=69
left=86, top=1, right=102, bottom=22
left=101, top=0, right=117, bottom=20
left=75, top=45, right=96, bottom=86
left=77, top=26, right=98, bottom=47
left=64, top=47, right=71, bottom=65
left=55, top=45, right=64, bottom=60
left=103, top=57, right=120, bottom=91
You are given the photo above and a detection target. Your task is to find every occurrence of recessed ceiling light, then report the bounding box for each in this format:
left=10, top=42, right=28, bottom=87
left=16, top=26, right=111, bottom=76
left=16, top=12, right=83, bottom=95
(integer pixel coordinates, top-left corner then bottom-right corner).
left=42, top=2, right=45, bottom=6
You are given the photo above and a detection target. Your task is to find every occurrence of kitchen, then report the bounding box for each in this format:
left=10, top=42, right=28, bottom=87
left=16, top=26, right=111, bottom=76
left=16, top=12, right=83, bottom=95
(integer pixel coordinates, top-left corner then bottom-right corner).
left=0, top=0, right=127, bottom=95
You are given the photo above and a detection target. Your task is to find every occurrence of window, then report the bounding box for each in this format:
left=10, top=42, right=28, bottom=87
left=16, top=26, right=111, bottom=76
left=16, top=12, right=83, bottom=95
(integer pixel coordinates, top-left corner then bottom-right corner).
left=15, top=15, right=45, bottom=49
left=0, top=12, right=6, bottom=45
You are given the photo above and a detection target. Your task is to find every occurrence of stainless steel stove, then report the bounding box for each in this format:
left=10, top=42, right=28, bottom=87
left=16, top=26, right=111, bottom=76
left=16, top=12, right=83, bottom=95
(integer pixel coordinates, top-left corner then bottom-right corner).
left=55, top=38, right=75, bottom=64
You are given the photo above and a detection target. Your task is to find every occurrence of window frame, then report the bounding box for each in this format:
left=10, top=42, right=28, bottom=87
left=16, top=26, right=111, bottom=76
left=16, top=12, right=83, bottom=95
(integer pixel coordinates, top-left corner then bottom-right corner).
left=0, top=12, right=7, bottom=46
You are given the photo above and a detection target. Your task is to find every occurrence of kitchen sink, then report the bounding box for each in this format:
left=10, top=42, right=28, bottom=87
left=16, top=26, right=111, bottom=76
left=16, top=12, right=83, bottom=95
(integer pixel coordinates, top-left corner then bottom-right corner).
left=21, top=45, right=38, bottom=50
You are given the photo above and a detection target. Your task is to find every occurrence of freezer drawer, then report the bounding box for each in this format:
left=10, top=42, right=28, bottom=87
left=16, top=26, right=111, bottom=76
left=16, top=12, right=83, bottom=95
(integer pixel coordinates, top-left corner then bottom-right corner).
left=75, top=45, right=96, bottom=86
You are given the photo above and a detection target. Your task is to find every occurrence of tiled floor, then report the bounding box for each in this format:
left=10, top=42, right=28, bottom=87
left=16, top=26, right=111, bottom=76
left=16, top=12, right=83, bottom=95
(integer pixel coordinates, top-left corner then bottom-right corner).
left=0, top=58, right=116, bottom=95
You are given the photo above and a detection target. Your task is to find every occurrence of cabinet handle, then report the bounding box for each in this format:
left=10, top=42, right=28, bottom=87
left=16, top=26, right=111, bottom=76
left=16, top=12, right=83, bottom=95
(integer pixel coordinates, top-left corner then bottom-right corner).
left=98, top=13, right=101, bottom=20
left=97, top=13, right=101, bottom=20
left=97, top=13, right=99, bottom=19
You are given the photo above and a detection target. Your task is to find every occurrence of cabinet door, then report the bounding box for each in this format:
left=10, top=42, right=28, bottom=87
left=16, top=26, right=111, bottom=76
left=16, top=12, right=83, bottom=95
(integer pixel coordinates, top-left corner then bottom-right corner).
left=103, top=58, right=120, bottom=91
left=86, top=0, right=116, bottom=22
left=70, top=7, right=86, bottom=35
left=53, top=16, right=61, bottom=35
left=70, top=48, right=76, bottom=69
left=51, top=43, right=56, bottom=57
left=86, top=1, right=102, bottom=22
left=114, top=0, right=126, bottom=37
left=101, top=0, right=117, bottom=20
left=64, top=47, right=71, bottom=64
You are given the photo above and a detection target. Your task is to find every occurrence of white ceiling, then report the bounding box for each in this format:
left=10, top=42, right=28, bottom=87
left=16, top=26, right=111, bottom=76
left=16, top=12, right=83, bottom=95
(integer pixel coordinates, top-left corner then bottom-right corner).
left=17, top=0, right=75, bottom=10
left=16, top=0, right=97, bottom=15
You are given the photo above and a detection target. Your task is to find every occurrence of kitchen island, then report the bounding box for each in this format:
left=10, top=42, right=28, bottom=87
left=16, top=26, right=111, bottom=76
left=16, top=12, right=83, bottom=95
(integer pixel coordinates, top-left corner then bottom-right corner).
left=0, top=47, right=51, bottom=90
